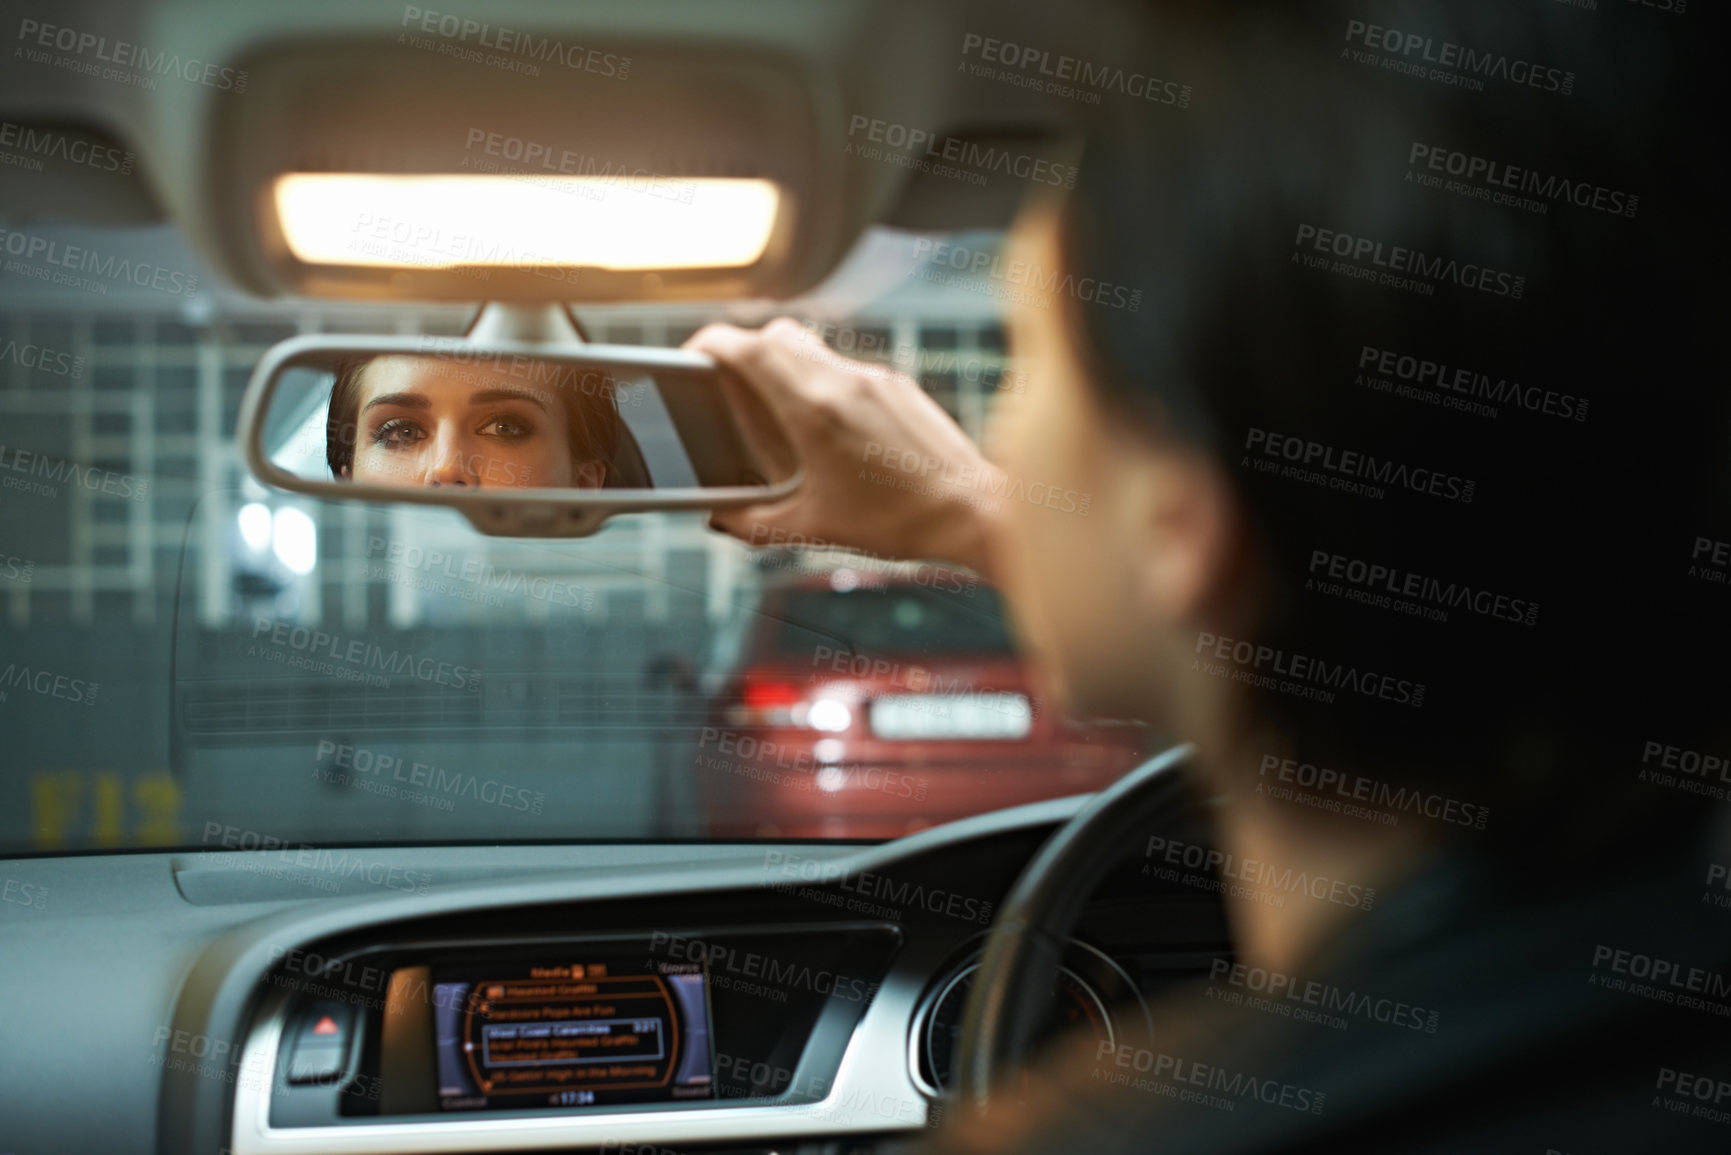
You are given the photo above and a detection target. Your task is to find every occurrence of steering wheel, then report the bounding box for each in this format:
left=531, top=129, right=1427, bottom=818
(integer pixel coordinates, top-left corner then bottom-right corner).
left=952, top=743, right=1197, bottom=1110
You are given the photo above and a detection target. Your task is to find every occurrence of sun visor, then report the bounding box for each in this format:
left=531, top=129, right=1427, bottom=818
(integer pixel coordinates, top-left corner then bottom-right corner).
left=0, top=120, right=160, bottom=226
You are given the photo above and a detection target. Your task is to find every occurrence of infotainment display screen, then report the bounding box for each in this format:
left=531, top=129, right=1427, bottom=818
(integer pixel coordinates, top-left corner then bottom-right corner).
left=431, top=956, right=714, bottom=1111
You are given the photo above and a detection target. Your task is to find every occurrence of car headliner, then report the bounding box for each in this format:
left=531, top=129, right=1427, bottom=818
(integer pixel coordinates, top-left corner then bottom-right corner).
left=0, top=0, right=1137, bottom=301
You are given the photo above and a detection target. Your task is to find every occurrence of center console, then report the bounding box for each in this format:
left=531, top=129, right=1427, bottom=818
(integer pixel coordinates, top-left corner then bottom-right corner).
left=258, top=923, right=903, bottom=1140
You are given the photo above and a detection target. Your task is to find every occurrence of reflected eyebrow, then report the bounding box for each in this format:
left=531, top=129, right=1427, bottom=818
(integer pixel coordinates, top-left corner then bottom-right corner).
left=361, top=391, right=429, bottom=413
left=359, top=388, right=549, bottom=414
left=468, top=388, right=550, bottom=412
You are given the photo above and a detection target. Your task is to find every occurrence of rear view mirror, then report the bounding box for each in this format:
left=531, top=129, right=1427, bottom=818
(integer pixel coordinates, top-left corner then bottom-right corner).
left=236, top=307, right=799, bottom=536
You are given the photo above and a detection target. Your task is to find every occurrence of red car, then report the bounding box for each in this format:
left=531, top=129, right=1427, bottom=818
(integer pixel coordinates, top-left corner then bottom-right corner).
left=694, top=562, right=1151, bottom=838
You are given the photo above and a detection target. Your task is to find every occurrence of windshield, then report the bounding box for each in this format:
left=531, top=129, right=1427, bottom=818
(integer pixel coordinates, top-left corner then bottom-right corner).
left=766, top=586, right=1016, bottom=658
left=0, top=224, right=1151, bottom=853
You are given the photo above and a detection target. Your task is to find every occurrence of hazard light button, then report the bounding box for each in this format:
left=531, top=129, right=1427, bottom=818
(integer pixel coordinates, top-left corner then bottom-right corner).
left=287, top=1002, right=353, bottom=1084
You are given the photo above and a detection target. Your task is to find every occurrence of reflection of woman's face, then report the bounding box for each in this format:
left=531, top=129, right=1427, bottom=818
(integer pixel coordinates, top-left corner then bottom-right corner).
left=344, top=356, right=604, bottom=489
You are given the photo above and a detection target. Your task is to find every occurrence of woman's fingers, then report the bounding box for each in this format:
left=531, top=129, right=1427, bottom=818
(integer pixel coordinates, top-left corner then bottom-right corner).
left=683, top=319, right=1001, bottom=576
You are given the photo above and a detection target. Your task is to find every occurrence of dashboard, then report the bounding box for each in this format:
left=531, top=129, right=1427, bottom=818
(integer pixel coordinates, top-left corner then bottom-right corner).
left=0, top=796, right=1231, bottom=1155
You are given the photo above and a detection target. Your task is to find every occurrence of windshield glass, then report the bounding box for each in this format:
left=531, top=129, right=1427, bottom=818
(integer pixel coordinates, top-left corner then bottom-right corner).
left=0, top=224, right=1151, bottom=853
left=767, top=585, right=1016, bottom=657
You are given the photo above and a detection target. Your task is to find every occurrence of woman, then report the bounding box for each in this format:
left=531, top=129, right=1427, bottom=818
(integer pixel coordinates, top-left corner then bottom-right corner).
left=691, top=0, right=1728, bottom=1149
left=325, top=353, right=621, bottom=489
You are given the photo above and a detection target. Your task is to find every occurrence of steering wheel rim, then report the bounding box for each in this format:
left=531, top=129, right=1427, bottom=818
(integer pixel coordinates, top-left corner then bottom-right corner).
left=953, top=743, right=1197, bottom=1110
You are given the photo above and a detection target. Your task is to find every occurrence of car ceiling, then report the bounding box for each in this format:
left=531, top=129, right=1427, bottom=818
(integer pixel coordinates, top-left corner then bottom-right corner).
left=0, top=0, right=1139, bottom=301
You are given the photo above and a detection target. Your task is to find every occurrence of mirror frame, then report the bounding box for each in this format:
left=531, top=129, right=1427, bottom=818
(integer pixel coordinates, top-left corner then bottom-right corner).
left=236, top=333, right=802, bottom=538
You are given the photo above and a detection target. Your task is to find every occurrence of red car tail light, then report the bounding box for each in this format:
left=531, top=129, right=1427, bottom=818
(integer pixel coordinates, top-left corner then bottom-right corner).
left=725, top=673, right=853, bottom=731
left=742, top=678, right=803, bottom=710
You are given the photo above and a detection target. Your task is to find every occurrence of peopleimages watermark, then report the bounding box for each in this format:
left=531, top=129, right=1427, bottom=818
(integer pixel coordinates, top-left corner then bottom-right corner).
left=959, top=33, right=1192, bottom=108
left=1256, top=753, right=1491, bottom=831
left=1613, top=0, right=1688, bottom=15
left=1341, top=18, right=1576, bottom=95
left=1, top=877, right=48, bottom=910
left=342, top=217, right=494, bottom=284
left=804, top=648, right=1039, bottom=730
left=0, top=336, right=84, bottom=379
left=342, top=211, right=583, bottom=286
left=792, top=320, right=916, bottom=375
left=710, top=1051, right=932, bottom=1131
left=1355, top=345, right=1587, bottom=425
left=1243, top=427, right=1475, bottom=505
left=1688, top=537, right=1731, bottom=590
left=1293, top=223, right=1525, bottom=299
left=862, top=441, right=1091, bottom=516
left=1205, top=958, right=1440, bottom=1033
left=460, top=129, right=696, bottom=204
left=1192, top=631, right=1426, bottom=710
left=365, top=537, right=596, bottom=610
left=365, top=561, right=502, bottom=609
left=405, top=335, right=647, bottom=407
left=1407, top=143, right=1637, bottom=219
left=1654, top=1067, right=1731, bottom=1128
left=151, top=1021, right=387, bottom=1101
left=712, top=1051, right=839, bottom=1100
left=747, top=525, right=980, bottom=593
left=0, top=661, right=99, bottom=707
left=271, top=942, right=388, bottom=1001
left=0, top=120, right=133, bottom=175
left=335, top=442, right=540, bottom=487
left=1588, top=944, right=1731, bottom=1018
left=648, top=932, right=879, bottom=1004
left=1702, top=863, right=1731, bottom=913
left=247, top=616, right=482, bottom=692
left=1637, top=739, right=1731, bottom=804
left=695, top=727, right=932, bottom=803
left=15, top=18, right=250, bottom=92
left=399, top=7, right=630, bottom=79
left=0, top=225, right=200, bottom=297
left=1144, top=835, right=1377, bottom=911
left=788, top=319, right=1023, bottom=395
left=0, top=444, right=149, bottom=501
left=698, top=1056, right=932, bottom=1128
left=264, top=943, right=470, bottom=1017
left=150, top=1026, right=268, bottom=1093
left=845, top=114, right=1078, bottom=190
left=1094, top=1041, right=1326, bottom=1115
left=201, top=823, right=435, bottom=895
left=759, top=849, right=996, bottom=926
left=313, top=739, right=546, bottom=815
left=908, top=237, right=1142, bottom=313
left=0, top=550, right=35, bottom=585
left=1307, top=548, right=1539, bottom=629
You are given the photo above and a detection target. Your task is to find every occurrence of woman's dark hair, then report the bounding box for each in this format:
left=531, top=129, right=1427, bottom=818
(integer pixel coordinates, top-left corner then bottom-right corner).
left=1057, top=0, right=1728, bottom=864
left=326, top=355, right=622, bottom=482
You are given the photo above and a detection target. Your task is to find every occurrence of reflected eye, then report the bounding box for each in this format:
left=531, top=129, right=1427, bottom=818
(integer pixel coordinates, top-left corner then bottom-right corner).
left=371, top=419, right=426, bottom=448
left=478, top=417, right=532, bottom=440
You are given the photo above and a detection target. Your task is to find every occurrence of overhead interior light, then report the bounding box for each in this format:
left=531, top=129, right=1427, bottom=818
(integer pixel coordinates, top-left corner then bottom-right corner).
left=273, top=173, right=781, bottom=271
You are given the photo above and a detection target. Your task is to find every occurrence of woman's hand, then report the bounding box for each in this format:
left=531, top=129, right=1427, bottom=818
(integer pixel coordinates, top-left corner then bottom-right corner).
left=685, top=318, right=1004, bottom=580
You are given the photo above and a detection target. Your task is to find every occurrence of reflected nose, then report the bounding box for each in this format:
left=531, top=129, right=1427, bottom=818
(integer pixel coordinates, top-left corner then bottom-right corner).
left=423, top=437, right=477, bottom=488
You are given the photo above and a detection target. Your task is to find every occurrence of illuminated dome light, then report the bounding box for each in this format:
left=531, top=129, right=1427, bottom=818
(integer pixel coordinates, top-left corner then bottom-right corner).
left=274, top=173, right=780, bottom=271
left=815, top=765, right=848, bottom=793
left=237, top=503, right=273, bottom=553
left=272, top=507, right=318, bottom=575
left=813, top=738, right=845, bottom=763
left=807, top=698, right=852, bottom=733
left=829, top=568, right=860, bottom=592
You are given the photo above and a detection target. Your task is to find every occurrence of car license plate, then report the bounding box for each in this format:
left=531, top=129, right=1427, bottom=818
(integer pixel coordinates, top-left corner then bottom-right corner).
left=870, top=693, right=1032, bottom=740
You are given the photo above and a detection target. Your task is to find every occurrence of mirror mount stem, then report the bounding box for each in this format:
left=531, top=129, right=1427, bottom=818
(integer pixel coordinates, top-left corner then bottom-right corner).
left=465, top=302, right=589, bottom=346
